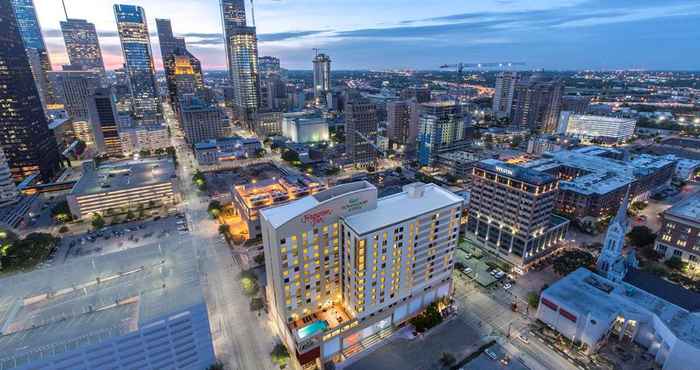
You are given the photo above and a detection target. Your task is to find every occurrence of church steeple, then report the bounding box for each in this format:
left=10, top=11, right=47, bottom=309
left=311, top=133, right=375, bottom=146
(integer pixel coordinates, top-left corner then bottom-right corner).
left=596, top=185, right=632, bottom=282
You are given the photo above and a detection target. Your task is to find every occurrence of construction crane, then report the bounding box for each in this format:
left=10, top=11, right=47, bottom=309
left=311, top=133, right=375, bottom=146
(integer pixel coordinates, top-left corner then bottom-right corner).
left=440, top=62, right=526, bottom=76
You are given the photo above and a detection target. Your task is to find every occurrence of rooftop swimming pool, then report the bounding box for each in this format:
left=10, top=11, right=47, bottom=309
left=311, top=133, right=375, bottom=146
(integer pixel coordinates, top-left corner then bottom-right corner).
left=297, top=320, right=328, bottom=340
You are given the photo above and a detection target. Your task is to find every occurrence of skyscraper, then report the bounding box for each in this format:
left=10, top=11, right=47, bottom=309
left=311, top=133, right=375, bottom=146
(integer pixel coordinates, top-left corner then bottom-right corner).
left=511, top=77, right=563, bottom=132
left=386, top=100, right=413, bottom=146
left=114, top=4, right=160, bottom=121
left=0, top=0, right=61, bottom=181
left=164, top=49, right=203, bottom=113
left=0, top=148, right=18, bottom=207
left=11, top=0, right=52, bottom=108
left=156, top=18, right=187, bottom=106
left=48, top=70, right=102, bottom=123
left=88, top=88, right=123, bottom=157
left=416, top=102, right=472, bottom=166
left=312, top=53, right=331, bottom=106
left=492, top=71, right=518, bottom=119
left=179, top=97, right=225, bottom=144
left=60, top=18, right=105, bottom=73
left=345, top=95, right=378, bottom=168
left=221, top=0, right=260, bottom=128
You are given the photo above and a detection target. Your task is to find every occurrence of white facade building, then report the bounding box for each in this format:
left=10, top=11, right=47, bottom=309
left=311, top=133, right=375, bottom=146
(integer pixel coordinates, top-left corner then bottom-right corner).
left=119, top=125, right=170, bottom=155
left=260, top=182, right=462, bottom=368
left=564, top=114, right=636, bottom=143
left=282, top=112, right=329, bottom=143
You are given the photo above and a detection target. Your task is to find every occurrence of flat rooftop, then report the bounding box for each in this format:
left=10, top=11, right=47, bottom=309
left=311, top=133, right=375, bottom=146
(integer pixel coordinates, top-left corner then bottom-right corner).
left=0, top=242, right=203, bottom=368
left=343, top=183, right=463, bottom=235
left=476, top=159, right=557, bottom=186
left=234, top=176, right=326, bottom=211
left=545, top=268, right=700, bottom=348
left=523, top=147, right=676, bottom=195
left=664, top=192, right=700, bottom=225
left=71, top=158, right=175, bottom=195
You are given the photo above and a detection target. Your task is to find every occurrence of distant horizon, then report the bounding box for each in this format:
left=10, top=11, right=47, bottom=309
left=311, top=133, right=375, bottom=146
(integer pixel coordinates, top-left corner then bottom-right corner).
left=33, top=0, right=700, bottom=71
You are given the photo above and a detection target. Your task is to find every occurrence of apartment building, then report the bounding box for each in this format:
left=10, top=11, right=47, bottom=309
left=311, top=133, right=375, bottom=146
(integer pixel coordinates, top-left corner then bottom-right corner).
left=655, top=194, right=700, bottom=267
left=465, top=159, right=569, bottom=272
left=260, top=182, right=462, bottom=369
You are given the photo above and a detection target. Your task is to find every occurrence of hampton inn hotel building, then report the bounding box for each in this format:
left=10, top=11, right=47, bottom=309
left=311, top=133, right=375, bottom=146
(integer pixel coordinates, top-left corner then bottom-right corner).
left=260, top=181, right=463, bottom=369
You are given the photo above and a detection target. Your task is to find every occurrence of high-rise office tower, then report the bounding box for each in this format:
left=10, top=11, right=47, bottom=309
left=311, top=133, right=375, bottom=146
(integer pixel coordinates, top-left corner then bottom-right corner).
left=164, top=50, right=204, bottom=113
left=466, top=159, right=569, bottom=271
left=114, top=4, right=161, bottom=121
left=561, top=95, right=591, bottom=115
left=60, top=18, right=105, bottom=73
left=312, top=53, right=331, bottom=106
left=259, top=56, right=281, bottom=78
left=49, top=70, right=101, bottom=122
left=345, top=96, right=378, bottom=168
left=416, top=102, right=471, bottom=166
left=88, top=88, right=123, bottom=156
left=221, top=0, right=260, bottom=128
left=260, top=73, right=288, bottom=112
left=511, top=77, right=563, bottom=132
left=156, top=18, right=187, bottom=105
left=11, top=0, right=52, bottom=108
left=0, top=0, right=61, bottom=181
left=0, top=148, right=19, bottom=207
left=260, top=181, right=462, bottom=368
left=178, top=97, right=225, bottom=144
left=387, top=101, right=414, bottom=146
left=492, top=72, right=518, bottom=119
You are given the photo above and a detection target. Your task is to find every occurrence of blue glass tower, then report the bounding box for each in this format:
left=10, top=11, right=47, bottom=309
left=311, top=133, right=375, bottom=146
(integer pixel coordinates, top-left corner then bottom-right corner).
left=114, top=4, right=160, bottom=122
left=11, top=0, right=52, bottom=107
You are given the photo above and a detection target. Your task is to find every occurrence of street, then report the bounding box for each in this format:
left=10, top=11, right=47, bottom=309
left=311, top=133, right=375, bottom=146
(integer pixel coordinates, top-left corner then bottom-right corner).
left=165, top=105, right=277, bottom=370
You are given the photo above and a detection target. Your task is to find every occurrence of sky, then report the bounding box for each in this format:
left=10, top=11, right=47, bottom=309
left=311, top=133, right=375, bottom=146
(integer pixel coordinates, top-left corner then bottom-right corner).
left=35, top=0, right=700, bottom=71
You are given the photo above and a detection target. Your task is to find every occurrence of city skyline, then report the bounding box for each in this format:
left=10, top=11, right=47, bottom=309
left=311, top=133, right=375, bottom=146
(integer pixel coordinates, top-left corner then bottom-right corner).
left=31, top=0, right=700, bottom=71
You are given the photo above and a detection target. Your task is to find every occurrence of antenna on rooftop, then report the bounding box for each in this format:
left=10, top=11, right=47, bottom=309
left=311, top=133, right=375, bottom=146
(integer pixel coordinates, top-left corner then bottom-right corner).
left=61, top=0, right=69, bottom=20
left=250, top=0, right=256, bottom=27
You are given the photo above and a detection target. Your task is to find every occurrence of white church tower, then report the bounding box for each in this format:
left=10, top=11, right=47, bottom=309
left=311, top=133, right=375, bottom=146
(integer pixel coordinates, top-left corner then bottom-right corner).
left=597, top=187, right=633, bottom=282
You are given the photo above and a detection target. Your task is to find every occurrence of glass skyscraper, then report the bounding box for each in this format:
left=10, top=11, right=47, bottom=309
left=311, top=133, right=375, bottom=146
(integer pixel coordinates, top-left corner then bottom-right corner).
left=1, top=0, right=61, bottom=181
left=11, top=0, right=52, bottom=107
left=221, top=0, right=260, bottom=128
left=114, top=4, right=160, bottom=122
left=60, top=18, right=105, bottom=73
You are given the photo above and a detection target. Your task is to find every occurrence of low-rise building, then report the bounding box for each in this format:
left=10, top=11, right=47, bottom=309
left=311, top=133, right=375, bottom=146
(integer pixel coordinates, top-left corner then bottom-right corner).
left=538, top=268, right=700, bottom=370
left=436, top=151, right=484, bottom=179
left=194, top=137, right=262, bottom=166
left=562, top=114, right=636, bottom=143
left=655, top=194, right=700, bottom=267
left=523, top=147, right=676, bottom=220
left=282, top=111, right=330, bottom=143
left=119, top=124, right=170, bottom=155
left=0, top=243, right=216, bottom=370
left=67, top=159, right=176, bottom=219
left=232, top=176, right=326, bottom=239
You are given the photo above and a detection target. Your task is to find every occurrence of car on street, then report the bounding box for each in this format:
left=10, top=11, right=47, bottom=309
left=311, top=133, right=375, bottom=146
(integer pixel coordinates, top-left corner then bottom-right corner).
left=518, top=333, right=529, bottom=344
left=503, top=283, right=512, bottom=290
left=463, top=267, right=472, bottom=275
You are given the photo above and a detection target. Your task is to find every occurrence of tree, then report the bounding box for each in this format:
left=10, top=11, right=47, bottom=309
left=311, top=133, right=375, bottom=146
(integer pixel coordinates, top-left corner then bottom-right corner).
left=552, top=250, right=594, bottom=276
left=527, top=292, right=540, bottom=308
left=270, top=343, right=290, bottom=368
left=208, top=201, right=222, bottom=218
left=281, top=149, right=299, bottom=163
left=395, top=166, right=402, bottom=174
left=665, top=256, right=687, bottom=271
left=207, top=362, right=225, bottom=370
left=51, top=201, right=73, bottom=223
left=439, top=352, right=456, bottom=368
left=219, top=224, right=229, bottom=236
left=125, top=210, right=135, bottom=220
left=627, top=226, right=656, bottom=247
left=254, top=253, right=265, bottom=265
left=250, top=297, right=264, bottom=311
left=0, top=233, right=57, bottom=271
left=91, top=214, right=105, bottom=230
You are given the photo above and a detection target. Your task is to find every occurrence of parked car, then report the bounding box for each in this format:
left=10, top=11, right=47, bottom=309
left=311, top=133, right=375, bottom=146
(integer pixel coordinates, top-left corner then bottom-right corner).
left=485, top=349, right=497, bottom=360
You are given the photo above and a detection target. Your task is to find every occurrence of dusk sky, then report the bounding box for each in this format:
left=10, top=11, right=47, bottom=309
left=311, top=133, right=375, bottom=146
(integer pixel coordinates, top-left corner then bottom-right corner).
left=36, top=0, right=700, bottom=71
